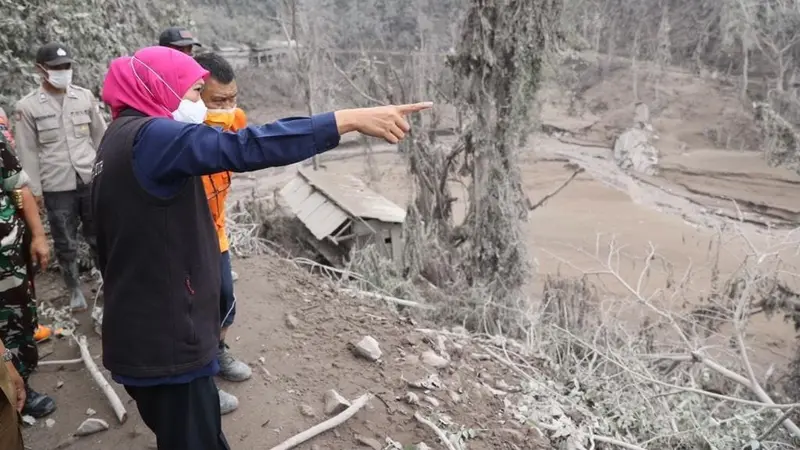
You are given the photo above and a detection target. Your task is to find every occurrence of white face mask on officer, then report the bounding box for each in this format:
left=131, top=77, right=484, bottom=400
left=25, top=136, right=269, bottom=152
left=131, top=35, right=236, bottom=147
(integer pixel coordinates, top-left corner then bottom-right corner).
left=46, top=69, right=73, bottom=90
left=171, top=98, right=208, bottom=125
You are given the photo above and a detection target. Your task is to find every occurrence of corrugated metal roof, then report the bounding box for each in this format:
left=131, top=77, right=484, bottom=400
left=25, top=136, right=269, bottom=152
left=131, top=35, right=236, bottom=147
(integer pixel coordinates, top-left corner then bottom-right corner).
left=279, top=176, right=351, bottom=240
left=297, top=169, right=406, bottom=224
left=279, top=169, right=406, bottom=241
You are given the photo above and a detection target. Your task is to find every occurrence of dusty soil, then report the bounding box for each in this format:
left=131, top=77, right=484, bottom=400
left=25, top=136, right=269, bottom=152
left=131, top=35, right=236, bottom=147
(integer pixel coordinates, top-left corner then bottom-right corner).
left=23, top=263, right=544, bottom=450
left=21, top=58, right=800, bottom=448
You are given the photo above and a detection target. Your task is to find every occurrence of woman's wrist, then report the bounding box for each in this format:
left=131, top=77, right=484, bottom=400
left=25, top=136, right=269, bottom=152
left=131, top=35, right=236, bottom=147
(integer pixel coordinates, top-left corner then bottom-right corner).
left=333, top=109, right=359, bottom=135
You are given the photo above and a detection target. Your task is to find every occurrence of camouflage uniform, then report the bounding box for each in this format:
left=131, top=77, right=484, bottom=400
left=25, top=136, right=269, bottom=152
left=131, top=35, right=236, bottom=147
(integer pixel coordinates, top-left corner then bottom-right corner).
left=0, top=128, right=37, bottom=381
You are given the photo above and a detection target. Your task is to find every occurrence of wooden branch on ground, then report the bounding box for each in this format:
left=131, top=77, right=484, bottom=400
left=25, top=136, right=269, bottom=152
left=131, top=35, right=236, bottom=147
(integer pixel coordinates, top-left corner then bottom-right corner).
left=591, top=434, right=646, bottom=450
left=76, top=335, right=127, bottom=423
left=733, top=331, right=800, bottom=439
left=529, top=167, right=585, bottom=212
left=414, top=411, right=459, bottom=450
left=268, top=393, right=371, bottom=450
left=38, top=358, right=83, bottom=366
left=556, top=136, right=610, bottom=148
left=339, top=288, right=436, bottom=310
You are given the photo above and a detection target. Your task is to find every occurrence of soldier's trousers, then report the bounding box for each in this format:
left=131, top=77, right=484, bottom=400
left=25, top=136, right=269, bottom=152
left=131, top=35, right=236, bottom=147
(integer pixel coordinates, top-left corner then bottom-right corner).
left=0, top=280, right=37, bottom=381
left=43, top=178, right=98, bottom=288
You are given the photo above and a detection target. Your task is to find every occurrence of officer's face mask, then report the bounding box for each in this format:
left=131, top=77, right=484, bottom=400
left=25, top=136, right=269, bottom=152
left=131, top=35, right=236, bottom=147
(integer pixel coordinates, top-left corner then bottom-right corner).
left=46, top=69, right=73, bottom=90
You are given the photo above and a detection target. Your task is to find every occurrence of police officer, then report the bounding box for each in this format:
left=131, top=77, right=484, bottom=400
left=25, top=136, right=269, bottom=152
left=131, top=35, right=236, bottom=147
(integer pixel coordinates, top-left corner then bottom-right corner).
left=158, top=26, right=202, bottom=55
left=13, top=42, right=106, bottom=312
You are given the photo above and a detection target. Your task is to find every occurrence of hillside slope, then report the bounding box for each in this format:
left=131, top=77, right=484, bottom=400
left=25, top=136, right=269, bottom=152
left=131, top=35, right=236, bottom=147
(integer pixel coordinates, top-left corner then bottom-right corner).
left=23, top=257, right=544, bottom=449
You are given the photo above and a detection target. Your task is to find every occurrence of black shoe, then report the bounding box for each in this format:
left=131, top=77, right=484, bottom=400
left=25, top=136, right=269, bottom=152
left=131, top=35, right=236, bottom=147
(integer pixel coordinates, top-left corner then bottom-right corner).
left=22, top=385, right=56, bottom=418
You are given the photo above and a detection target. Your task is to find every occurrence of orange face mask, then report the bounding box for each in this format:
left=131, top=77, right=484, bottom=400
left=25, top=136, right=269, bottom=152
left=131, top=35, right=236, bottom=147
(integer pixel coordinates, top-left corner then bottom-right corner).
left=205, top=107, right=247, bottom=131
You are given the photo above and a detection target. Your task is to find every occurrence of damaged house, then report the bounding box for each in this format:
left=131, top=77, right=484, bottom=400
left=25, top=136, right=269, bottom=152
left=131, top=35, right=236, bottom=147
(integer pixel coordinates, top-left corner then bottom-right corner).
left=279, top=169, right=406, bottom=266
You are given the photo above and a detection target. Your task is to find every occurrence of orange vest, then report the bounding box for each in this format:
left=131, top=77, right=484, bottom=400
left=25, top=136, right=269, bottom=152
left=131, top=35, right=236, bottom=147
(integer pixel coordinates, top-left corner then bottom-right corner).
left=202, top=108, right=247, bottom=253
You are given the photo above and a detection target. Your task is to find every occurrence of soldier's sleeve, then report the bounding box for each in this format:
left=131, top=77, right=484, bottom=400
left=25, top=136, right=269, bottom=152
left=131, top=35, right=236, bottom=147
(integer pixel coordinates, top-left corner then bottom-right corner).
left=0, top=131, right=28, bottom=193
left=12, top=101, right=42, bottom=196
left=88, top=95, right=107, bottom=148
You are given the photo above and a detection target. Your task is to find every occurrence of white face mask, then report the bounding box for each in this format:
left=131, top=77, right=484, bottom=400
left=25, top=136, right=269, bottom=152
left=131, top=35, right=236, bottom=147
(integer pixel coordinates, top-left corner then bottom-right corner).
left=47, top=69, right=73, bottom=89
left=172, top=98, right=208, bottom=124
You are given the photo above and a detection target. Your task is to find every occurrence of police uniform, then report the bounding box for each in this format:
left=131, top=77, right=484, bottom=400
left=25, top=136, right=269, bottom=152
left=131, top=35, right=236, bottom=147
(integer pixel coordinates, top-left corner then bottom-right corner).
left=12, top=43, right=106, bottom=308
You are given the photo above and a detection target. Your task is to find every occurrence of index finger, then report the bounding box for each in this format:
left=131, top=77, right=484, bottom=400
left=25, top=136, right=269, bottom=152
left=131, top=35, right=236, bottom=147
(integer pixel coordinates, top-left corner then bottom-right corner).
left=397, top=102, right=434, bottom=115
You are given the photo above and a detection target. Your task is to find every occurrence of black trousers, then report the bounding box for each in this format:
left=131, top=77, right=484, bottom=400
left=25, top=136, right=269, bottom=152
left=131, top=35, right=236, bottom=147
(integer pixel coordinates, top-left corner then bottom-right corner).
left=124, top=377, right=230, bottom=450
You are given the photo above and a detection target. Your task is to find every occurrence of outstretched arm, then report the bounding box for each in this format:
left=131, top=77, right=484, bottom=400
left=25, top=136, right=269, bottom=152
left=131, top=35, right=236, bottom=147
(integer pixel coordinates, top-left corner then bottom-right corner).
left=138, top=113, right=341, bottom=181
left=133, top=103, right=432, bottom=198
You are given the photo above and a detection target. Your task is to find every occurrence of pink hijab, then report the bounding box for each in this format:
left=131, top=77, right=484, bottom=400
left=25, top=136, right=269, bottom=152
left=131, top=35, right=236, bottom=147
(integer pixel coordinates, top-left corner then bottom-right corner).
left=102, top=46, right=209, bottom=120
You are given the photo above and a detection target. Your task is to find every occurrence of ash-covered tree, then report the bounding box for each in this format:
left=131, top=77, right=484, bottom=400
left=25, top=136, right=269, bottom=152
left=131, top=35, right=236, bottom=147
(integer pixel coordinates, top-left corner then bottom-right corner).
left=404, top=0, right=563, bottom=332
left=0, top=0, right=190, bottom=106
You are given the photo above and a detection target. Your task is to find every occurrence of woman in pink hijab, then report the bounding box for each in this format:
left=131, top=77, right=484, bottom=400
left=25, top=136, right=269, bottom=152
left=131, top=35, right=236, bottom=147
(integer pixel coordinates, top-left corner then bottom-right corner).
left=94, top=46, right=431, bottom=450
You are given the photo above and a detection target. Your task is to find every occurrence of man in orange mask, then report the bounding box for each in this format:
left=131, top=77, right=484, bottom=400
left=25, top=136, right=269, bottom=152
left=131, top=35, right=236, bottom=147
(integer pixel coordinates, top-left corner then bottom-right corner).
left=194, top=53, right=249, bottom=416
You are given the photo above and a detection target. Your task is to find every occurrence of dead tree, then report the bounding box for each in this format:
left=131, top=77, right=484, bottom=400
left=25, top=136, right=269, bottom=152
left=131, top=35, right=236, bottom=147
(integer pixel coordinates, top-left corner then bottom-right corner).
left=451, top=0, right=561, bottom=296
left=405, top=0, right=562, bottom=325
left=275, top=0, right=336, bottom=170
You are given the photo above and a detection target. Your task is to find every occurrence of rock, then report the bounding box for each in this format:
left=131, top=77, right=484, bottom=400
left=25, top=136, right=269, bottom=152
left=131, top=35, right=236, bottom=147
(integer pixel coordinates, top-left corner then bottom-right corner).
left=285, top=313, right=299, bottom=329
left=451, top=326, right=468, bottom=335
left=407, top=374, right=443, bottom=390
left=424, top=395, right=440, bottom=407
left=435, top=335, right=448, bottom=354
left=75, top=418, right=109, bottom=437
left=496, top=379, right=521, bottom=393
left=45, top=418, right=56, bottom=428
left=351, top=336, right=382, bottom=361
left=405, top=354, right=420, bottom=365
left=299, top=404, right=316, bottom=417
left=85, top=408, right=96, bottom=416
left=612, top=125, right=660, bottom=176
left=421, top=350, right=448, bottom=369
left=355, top=434, right=382, bottom=450
left=495, top=379, right=511, bottom=391
left=55, top=380, right=64, bottom=389
left=415, top=443, right=432, bottom=450
left=447, top=390, right=462, bottom=404
left=21, top=415, right=35, bottom=426
left=401, top=333, right=423, bottom=347
left=385, top=437, right=404, bottom=449
left=403, top=392, right=420, bottom=405
left=323, top=389, right=351, bottom=415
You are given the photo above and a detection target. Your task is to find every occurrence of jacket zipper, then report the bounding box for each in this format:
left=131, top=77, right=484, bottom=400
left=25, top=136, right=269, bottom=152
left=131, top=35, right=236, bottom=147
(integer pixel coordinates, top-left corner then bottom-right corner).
left=185, top=276, right=195, bottom=295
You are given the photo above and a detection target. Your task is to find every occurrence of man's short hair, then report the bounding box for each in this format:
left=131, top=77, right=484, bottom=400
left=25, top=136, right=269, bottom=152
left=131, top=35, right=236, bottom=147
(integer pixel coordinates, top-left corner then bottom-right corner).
left=194, top=53, right=235, bottom=84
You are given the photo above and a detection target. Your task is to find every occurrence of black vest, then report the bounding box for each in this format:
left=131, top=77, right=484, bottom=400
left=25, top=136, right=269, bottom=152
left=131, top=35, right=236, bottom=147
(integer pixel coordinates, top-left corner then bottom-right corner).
left=91, top=114, right=221, bottom=378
